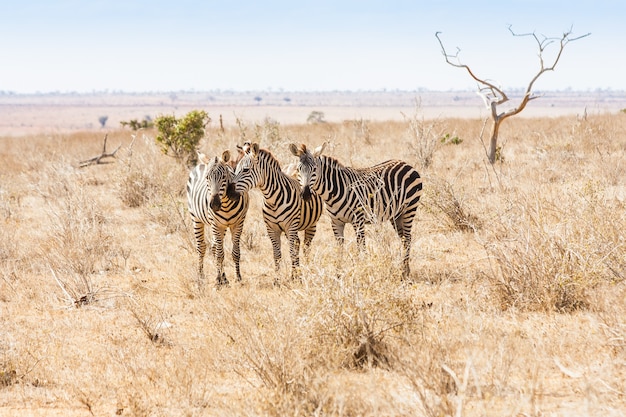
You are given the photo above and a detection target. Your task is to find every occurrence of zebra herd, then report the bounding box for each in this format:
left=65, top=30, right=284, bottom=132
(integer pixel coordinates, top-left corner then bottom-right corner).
left=186, top=142, right=423, bottom=286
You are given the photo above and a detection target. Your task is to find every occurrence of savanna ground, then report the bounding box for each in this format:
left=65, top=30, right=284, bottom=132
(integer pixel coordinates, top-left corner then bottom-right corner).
left=1, top=93, right=625, bottom=416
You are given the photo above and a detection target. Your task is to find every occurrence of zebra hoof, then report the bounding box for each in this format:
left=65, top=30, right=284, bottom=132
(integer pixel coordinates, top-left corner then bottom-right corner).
left=291, top=274, right=302, bottom=283
left=216, top=273, right=229, bottom=287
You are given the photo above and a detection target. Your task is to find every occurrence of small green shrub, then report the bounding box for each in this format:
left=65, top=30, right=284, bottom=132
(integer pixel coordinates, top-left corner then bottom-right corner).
left=120, top=117, right=154, bottom=131
left=440, top=133, right=463, bottom=145
left=154, top=110, right=210, bottom=167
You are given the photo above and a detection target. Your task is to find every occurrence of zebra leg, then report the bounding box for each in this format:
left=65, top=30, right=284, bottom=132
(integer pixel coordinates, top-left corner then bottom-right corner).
left=265, top=226, right=283, bottom=272
left=354, top=222, right=366, bottom=252
left=193, top=220, right=207, bottom=279
left=393, top=215, right=413, bottom=279
left=212, top=226, right=228, bottom=286
left=330, top=220, right=346, bottom=246
left=302, top=225, right=317, bottom=259
left=230, top=221, right=245, bottom=282
left=330, top=220, right=347, bottom=274
left=288, top=229, right=301, bottom=280
left=402, top=236, right=412, bottom=279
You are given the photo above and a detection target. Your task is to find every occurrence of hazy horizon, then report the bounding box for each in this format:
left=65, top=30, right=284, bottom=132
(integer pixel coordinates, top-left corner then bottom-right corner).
left=2, top=87, right=625, bottom=96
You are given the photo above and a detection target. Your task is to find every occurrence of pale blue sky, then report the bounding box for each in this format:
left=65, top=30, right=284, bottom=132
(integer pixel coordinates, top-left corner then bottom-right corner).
left=0, top=1, right=623, bottom=93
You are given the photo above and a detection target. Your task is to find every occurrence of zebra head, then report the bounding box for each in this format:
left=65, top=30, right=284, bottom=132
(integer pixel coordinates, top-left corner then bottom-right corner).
left=289, top=142, right=326, bottom=201
left=231, top=142, right=262, bottom=196
left=203, top=150, right=234, bottom=212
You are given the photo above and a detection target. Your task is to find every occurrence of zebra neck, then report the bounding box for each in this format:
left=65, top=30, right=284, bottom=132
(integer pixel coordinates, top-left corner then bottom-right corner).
left=313, top=156, right=349, bottom=198
left=258, top=167, right=290, bottom=207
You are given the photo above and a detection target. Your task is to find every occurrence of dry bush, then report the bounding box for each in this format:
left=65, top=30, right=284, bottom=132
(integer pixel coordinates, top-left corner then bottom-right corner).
left=207, top=245, right=427, bottom=415
left=129, top=302, right=173, bottom=347
left=254, top=117, right=282, bottom=146
left=0, top=351, right=38, bottom=389
left=36, top=165, right=118, bottom=307
left=395, top=340, right=458, bottom=417
left=423, top=175, right=482, bottom=232
left=483, top=184, right=625, bottom=312
left=116, top=134, right=194, bottom=258
left=345, top=117, right=372, bottom=145
left=116, top=134, right=186, bottom=208
left=210, top=290, right=318, bottom=413
left=304, top=270, right=397, bottom=370
left=403, top=99, right=447, bottom=170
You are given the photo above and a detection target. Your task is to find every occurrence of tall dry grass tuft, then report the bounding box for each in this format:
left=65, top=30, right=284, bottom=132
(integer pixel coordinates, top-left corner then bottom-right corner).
left=424, top=175, right=482, bottom=232
left=37, top=165, right=119, bottom=307
left=395, top=340, right=458, bottom=417
left=209, top=289, right=319, bottom=414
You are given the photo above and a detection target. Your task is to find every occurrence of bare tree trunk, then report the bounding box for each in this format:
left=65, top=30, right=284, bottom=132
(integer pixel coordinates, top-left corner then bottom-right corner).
left=488, top=118, right=502, bottom=164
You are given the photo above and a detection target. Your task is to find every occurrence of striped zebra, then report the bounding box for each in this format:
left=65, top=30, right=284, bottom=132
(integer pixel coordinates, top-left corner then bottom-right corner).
left=187, top=149, right=249, bottom=285
left=229, top=142, right=324, bottom=278
left=289, top=143, right=423, bottom=279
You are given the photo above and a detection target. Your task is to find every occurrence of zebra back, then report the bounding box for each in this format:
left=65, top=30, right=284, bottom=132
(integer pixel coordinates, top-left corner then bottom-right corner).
left=290, top=143, right=422, bottom=225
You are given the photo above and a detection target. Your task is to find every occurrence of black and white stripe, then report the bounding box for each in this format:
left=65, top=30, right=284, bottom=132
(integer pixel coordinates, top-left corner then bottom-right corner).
left=289, top=143, right=423, bottom=278
left=186, top=150, right=249, bottom=285
left=230, top=142, right=324, bottom=277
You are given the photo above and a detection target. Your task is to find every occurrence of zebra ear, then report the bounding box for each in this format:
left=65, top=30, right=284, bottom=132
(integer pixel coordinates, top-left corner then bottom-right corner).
left=241, top=142, right=252, bottom=154
left=312, top=142, right=327, bottom=157
left=250, top=142, right=260, bottom=156
left=288, top=143, right=301, bottom=157
left=222, top=150, right=231, bottom=163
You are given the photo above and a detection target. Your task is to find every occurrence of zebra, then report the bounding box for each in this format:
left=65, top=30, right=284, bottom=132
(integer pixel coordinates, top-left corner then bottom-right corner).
left=289, top=142, right=423, bottom=279
left=228, top=142, right=324, bottom=278
left=186, top=149, right=249, bottom=286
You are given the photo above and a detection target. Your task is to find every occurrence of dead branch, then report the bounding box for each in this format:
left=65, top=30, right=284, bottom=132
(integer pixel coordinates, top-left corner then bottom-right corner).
left=500, top=25, right=591, bottom=121
left=79, top=134, right=122, bottom=168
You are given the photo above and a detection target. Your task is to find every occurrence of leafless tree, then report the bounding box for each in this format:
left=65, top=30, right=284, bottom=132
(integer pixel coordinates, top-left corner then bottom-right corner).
left=436, top=26, right=590, bottom=164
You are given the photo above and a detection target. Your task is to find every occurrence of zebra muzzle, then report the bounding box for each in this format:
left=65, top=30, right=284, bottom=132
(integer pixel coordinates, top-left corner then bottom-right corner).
left=210, top=194, right=222, bottom=212
left=226, top=183, right=240, bottom=201
left=301, top=186, right=312, bottom=201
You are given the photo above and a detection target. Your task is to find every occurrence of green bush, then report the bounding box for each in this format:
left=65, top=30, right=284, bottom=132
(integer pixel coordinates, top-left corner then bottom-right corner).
left=154, top=110, right=210, bottom=167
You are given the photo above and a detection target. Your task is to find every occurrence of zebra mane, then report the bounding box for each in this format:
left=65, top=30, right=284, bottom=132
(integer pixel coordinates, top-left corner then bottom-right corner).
left=321, top=154, right=358, bottom=175
left=257, top=148, right=283, bottom=171
left=320, top=154, right=387, bottom=191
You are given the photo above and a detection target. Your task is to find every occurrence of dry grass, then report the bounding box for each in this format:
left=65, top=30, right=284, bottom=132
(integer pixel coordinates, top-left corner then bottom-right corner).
left=0, top=109, right=625, bottom=416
